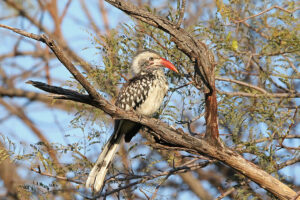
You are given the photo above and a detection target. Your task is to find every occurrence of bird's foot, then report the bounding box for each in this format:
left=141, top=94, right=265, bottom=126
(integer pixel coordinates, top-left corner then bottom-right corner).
left=138, top=113, right=143, bottom=122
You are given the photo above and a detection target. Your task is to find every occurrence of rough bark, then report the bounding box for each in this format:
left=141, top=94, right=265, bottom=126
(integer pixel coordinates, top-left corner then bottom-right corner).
left=28, top=80, right=298, bottom=200
left=104, top=0, right=221, bottom=146
left=1, top=3, right=299, bottom=198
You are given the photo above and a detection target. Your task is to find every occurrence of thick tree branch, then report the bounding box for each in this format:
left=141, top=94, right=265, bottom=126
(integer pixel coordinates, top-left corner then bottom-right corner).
left=27, top=80, right=298, bottom=200
left=0, top=24, right=102, bottom=101
left=2, top=18, right=298, bottom=200
left=104, top=0, right=220, bottom=141
left=103, top=0, right=212, bottom=91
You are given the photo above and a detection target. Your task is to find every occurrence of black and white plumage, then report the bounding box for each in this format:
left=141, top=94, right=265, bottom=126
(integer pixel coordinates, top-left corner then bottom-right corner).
left=86, top=50, right=178, bottom=192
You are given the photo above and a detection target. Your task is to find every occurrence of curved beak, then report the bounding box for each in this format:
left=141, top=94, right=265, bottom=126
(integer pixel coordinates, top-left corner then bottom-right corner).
left=160, top=57, right=178, bottom=73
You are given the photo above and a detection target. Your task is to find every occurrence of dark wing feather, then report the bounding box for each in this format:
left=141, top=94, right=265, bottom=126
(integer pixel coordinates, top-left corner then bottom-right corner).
left=115, top=73, right=155, bottom=142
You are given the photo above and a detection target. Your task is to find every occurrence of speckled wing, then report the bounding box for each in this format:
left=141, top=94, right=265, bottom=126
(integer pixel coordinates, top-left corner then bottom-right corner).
left=115, top=74, right=156, bottom=142
left=116, top=74, right=156, bottom=110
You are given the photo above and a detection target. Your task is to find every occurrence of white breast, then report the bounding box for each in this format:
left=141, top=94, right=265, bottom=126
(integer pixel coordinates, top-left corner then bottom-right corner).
left=136, top=79, right=168, bottom=116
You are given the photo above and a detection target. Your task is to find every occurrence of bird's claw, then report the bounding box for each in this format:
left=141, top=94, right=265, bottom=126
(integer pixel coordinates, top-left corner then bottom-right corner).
left=138, top=114, right=143, bottom=122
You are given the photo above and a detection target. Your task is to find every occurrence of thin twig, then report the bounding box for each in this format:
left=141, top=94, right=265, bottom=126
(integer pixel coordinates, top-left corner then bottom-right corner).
left=99, top=161, right=213, bottom=198
left=176, top=0, right=186, bottom=28
left=4, top=0, right=93, bottom=73
left=59, top=0, right=72, bottom=24
left=277, top=156, right=300, bottom=169
left=0, top=24, right=44, bottom=41
left=283, top=55, right=299, bottom=74
left=80, top=0, right=101, bottom=34
left=0, top=24, right=103, bottom=101
left=236, top=134, right=300, bottom=148
left=31, top=168, right=83, bottom=184
left=215, top=181, right=247, bottom=200
left=99, top=0, right=110, bottom=34
left=218, top=90, right=300, bottom=98
left=216, top=77, right=267, bottom=94
left=278, top=144, right=300, bottom=151
left=251, top=55, right=295, bottom=93
left=234, top=5, right=300, bottom=23
left=150, top=173, right=170, bottom=200
left=139, top=188, right=150, bottom=200
left=171, top=81, right=193, bottom=91
left=215, top=187, right=235, bottom=200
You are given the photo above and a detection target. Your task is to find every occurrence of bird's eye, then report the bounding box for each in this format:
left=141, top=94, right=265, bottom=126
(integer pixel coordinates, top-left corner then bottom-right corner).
left=149, top=57, right=154, bottom=61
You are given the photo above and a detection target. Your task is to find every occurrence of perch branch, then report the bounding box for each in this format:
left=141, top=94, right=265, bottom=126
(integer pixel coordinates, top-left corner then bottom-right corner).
left=1, top=18, right=298, bottom=200
left=26, top=80, right=298, bottom=200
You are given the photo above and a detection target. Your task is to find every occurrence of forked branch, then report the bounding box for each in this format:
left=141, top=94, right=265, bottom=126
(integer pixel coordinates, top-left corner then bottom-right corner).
left=1, top=11, right=299, bottom=199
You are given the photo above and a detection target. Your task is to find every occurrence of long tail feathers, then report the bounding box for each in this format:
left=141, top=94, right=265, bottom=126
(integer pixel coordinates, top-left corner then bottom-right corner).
left=86, top=122, right=124, bottom=192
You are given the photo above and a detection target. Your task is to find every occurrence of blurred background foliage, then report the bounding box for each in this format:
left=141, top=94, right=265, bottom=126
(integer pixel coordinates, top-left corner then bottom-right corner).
left=0, top=0, right=299, bottom=199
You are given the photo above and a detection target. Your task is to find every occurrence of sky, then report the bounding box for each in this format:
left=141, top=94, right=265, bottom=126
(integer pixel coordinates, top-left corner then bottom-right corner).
left=0, top=1, right=202, bottom=199
left=0, top=0, right=299, bottom=199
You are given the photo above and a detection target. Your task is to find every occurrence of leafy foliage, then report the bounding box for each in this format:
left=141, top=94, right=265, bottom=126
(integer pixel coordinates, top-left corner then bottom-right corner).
left=0, top=0, right=299, bottom=199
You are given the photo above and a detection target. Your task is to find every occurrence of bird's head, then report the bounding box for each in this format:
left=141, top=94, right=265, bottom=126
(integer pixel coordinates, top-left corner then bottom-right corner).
left=131, top=50, right=178, bottom=75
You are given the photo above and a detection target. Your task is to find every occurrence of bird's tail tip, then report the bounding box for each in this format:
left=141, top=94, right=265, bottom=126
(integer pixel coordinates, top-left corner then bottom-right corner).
left=85, top=169, right=106, bottom=193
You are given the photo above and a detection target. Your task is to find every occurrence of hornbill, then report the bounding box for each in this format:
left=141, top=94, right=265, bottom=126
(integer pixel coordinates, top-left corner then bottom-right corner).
left=86, top=50, right=178, bottom=192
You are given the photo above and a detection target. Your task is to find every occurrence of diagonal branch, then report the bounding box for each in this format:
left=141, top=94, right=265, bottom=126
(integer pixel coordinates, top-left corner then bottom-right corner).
left=27, top=80, right=298, bottom=200
left=104, top=0, right=219, bottom=141
left=233, top=5, right=300, bottom=23
left=0, top=24, right=102, bottom=101
left=216, top=76, right=268, bottom=94
left=103, top=0, right=212, bottom=91
left=1, top=22, right=298, bottom=200
left=219, top=90, right=300, bottom=98
left=4, top=0, right=93, bottom=73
